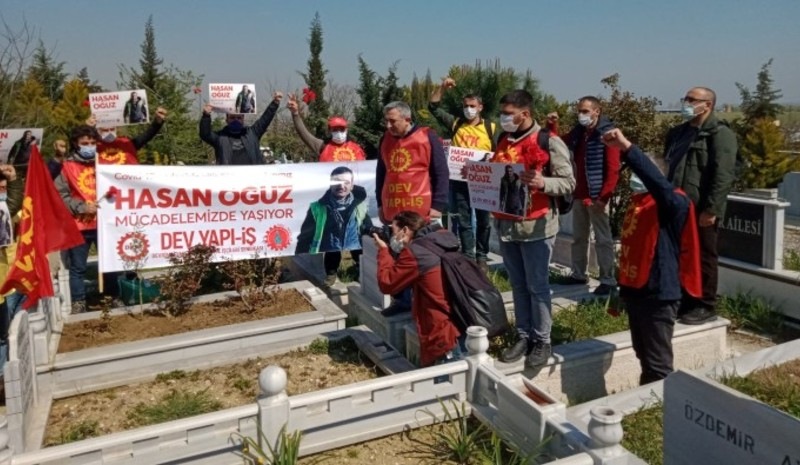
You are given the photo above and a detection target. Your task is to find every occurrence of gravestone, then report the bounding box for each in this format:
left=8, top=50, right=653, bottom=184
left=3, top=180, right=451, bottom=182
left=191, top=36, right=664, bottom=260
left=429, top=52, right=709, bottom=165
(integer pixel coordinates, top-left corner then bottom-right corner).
left=778, top=172, right=800, bottom=217
left=358, top=238, right=391, bottom=309
left=4, top=311, right=38, bottom=453
left=718, top=190, right=789, bottom=270
left=663, top=370, right=800, bottom=465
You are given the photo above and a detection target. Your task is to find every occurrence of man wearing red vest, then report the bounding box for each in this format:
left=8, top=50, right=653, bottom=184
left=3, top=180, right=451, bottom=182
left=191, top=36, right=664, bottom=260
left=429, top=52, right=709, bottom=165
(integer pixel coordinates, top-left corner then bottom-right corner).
left=287, top=93, right=367, bottom=286
left=602, top=128, right=702, bottom=385
left=54, top=125, right=119, bottom=313
left=376, top=101, right=449, bottom=316
left=491, top=90, right=575, bottom=370
left=89, top=107, right=167, bottom=165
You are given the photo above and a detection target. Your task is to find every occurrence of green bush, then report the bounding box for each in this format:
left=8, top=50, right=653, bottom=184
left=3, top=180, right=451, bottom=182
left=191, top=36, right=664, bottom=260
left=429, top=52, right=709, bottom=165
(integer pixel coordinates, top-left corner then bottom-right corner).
left=784, top=249, right=800, bottom=272
left=717, top=291, right=784, bottom=335
left=127, top=389, right=222, bottom=427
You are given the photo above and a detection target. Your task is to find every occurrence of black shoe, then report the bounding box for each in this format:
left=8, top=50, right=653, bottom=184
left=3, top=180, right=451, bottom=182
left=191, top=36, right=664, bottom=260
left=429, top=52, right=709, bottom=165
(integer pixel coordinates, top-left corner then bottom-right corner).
left=679, top=307, right=717, bottom=325
left=380, top=303, right=410, bottom=317
left=323, top=273, right=338, bottom=287
left=501, top=337, right=530, bottom=363
left=593, top=284, right=614, bottom=296
left=564, top=276, right=589, bottom=285
left=525, top=341, right=552, bottom=370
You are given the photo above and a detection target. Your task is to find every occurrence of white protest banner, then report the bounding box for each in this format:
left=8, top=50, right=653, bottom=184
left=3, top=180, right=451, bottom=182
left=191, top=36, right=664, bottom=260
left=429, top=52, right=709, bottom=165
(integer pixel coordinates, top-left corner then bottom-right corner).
left=465, top=161, right=527, bottom=217
left=96, top=161, right=378, bottom=272
left=208, top=83, right=257, bottom=114
left=446, top=145, right=493, bottom=180
left=0, top=128, right=44, bottom=164
left=89, top=89, right=149, bottom=127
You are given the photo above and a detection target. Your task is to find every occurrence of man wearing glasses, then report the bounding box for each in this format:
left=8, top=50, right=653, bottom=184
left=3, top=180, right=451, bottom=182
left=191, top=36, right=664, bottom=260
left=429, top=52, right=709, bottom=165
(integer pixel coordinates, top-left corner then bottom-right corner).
left=200, top=91, right=283, bottom=165
left=664, top=87, right=737, bottom=325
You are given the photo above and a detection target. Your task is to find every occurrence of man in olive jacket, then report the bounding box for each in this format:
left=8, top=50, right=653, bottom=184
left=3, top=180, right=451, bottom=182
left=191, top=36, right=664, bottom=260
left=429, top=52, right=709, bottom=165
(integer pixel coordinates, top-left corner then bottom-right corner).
left=664, top=86, right=737, bottom=325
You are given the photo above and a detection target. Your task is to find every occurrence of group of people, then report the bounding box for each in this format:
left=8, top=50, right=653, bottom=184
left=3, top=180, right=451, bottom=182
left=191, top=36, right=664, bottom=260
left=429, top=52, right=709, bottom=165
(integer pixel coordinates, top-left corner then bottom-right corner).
left=371, top=80, right=736, bottom=385
left=0, top=79, right=737, bottom=386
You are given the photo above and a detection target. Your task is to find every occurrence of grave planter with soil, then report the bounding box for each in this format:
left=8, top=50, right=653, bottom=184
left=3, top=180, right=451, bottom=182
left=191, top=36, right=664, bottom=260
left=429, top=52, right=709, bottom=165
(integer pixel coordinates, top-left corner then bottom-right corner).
left=45, top=281, right=348, bottom=398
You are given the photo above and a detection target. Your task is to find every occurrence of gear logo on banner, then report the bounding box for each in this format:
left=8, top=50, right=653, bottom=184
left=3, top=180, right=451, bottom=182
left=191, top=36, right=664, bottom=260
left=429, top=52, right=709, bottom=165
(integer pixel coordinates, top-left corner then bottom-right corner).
left=117, top=232, right=150, bottom=263
left=264, top=225, right=291, bottom=252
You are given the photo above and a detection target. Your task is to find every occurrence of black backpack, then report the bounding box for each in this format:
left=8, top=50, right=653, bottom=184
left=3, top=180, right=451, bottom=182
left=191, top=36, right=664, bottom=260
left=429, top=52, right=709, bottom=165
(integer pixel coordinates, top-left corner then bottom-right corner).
left=416, top=238, right=509, bottom=338
left=537, top=129, right=575, bottom=215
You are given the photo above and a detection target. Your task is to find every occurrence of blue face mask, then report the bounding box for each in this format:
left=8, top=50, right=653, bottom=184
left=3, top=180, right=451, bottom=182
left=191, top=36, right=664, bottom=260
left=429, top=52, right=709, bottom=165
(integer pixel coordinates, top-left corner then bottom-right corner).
left=0, top=193, right=7, bottom=202
left=77, top=145, right=97, bottom=160
left=227, top=120, right=244, bottom=133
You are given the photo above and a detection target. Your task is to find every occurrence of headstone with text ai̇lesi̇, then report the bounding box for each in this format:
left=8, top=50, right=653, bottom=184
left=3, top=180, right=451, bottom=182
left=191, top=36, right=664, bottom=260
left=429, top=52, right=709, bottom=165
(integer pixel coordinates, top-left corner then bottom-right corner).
left=663, top=370, right=800, bottom=465
left=718, top=199, right=765, bottom=266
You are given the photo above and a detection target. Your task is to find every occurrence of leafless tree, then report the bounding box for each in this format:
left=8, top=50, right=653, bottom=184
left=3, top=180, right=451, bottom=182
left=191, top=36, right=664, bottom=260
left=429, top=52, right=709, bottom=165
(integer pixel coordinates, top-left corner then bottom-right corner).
left=0, top=16, right=37, bottom=126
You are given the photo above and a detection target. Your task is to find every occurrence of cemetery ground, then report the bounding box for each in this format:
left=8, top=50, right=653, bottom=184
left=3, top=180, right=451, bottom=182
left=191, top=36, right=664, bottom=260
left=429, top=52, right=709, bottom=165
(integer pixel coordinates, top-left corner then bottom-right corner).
left=45, top=337, right=379, bottom=446
left=59, top=288, right=312, bottom=352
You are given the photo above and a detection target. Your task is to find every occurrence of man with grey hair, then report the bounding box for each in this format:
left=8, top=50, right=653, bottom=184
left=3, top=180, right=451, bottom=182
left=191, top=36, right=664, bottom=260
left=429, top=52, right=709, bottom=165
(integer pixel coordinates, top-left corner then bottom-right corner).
left=664, top=86, right=737, bottom=325
left=376, top=101, right=449, bottom=316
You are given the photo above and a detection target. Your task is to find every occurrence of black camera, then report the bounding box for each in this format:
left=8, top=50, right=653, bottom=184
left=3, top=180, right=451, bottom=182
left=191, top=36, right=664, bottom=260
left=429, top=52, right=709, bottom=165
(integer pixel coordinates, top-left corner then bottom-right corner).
left=368, top=225, right=392, bottom=242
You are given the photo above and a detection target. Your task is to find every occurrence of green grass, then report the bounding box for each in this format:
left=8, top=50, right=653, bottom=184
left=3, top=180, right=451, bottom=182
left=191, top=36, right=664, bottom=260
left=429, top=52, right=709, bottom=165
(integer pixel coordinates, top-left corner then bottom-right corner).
left=621, top=402, right=664, bottom=465
left=307, top=338, right=329, bottom=355
left=487, top=268, right=512, bottom=292
left=784, top=249, right=800, bottom=272
left=717, top=291, right=784, bottom=336
left=718, top=360, right=800, bottom=419
left=551, top=298, right=629, bottom=345
left=54, top=420, right=101, bottom=445
left=126, top=389, right=223, bottom=427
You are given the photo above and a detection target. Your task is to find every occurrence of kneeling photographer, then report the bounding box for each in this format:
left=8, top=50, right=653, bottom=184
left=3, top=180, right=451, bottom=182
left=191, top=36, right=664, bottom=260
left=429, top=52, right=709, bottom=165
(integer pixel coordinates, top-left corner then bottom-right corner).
left=372, top=211, right=461, bottom=367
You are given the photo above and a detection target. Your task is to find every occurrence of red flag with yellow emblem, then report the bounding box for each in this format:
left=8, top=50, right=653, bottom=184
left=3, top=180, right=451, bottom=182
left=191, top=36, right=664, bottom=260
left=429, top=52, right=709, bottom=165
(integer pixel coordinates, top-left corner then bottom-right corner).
left=0, top=145, right=84, bottom=308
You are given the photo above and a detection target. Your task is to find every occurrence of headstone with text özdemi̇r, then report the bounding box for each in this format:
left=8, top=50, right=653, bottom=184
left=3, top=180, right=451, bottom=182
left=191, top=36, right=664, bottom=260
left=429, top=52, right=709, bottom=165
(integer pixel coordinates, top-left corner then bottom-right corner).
left=663, top=370, right=800, bottom=465
left=718, top=199, right=765, bottom=266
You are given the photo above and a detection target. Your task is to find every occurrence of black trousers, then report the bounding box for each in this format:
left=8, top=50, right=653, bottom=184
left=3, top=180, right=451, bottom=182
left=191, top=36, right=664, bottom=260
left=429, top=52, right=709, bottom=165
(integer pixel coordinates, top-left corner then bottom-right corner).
left=323, top=250, right=361, bottom=276
left=451, top=180, right=491, bottom=262
left=625, top=297, right=680, bottom=385
left=683, top=218, right=719, bottom=311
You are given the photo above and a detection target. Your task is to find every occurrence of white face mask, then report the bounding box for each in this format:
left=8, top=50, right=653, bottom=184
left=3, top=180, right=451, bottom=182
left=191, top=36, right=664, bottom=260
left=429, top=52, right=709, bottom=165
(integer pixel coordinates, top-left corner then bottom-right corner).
left=331, top=130, right=347, bottom=144
left=500, top=114, right=519, bottom=132
left=578, top=114, right=594, bottom=127
left=681, top=103, right=698, bottom=121
left=629, top=173, right=648, bottom=194
left=463, top=107, right=479, bottom=120
left=389, top=235, right=405, bottom=253
left=101, top=131, right=117, bottom=143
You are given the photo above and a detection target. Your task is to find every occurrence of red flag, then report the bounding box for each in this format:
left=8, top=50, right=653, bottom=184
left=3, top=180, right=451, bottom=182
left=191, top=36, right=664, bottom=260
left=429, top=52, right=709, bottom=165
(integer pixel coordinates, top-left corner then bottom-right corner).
left=1, top=146, right=85, bottom=308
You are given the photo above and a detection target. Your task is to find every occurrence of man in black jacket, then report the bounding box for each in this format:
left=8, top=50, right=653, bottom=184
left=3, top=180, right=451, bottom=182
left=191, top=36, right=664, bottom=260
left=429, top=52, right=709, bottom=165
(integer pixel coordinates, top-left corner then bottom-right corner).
left=200, top=91, right=282, bottom=165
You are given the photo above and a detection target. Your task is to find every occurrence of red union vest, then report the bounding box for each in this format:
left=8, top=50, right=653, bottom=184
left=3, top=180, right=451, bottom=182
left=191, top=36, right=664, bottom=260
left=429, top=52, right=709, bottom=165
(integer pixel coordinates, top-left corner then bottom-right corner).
left=619, top=191, right=702, bottom=297
left=97, top=138, right=138, bottom=165
left=319, top=140, right=365, bottom=162
left=490, top=131, right=551, bottom=220
left=380, top=128, right=433, bottom=220
left=61, top=160, right=97, bottom=230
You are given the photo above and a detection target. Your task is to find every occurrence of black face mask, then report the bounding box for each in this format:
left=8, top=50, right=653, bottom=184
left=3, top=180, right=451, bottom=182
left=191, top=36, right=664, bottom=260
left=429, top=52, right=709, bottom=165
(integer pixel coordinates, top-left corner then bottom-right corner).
left=226, top=120, right=244, bottom=134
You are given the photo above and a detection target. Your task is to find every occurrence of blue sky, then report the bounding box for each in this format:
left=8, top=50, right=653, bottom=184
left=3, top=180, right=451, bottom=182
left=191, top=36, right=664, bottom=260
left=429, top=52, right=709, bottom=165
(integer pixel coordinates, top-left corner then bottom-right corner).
left=3, top=0, right=799, bottom=107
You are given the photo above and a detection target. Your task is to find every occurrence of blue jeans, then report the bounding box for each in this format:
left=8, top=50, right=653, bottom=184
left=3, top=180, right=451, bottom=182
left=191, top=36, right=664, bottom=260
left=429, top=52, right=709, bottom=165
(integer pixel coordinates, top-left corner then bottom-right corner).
left=67, top=230, right=119, bottom=303
left=500, top=237, right=555, bottom=344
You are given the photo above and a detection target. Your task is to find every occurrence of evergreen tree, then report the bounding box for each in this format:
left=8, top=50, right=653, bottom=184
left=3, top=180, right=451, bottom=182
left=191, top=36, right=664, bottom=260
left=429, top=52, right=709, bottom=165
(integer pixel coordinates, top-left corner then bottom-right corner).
left=76, top=67, right=104, bottom=93
left=27, top=40, right=67, bottom=101
left=138, top=15, right=163, bottom=91
left=50, top=79, right=91, bottom=140
left=741, top=118, right=800, bottom=188
left=299, top=12, right=330, bottom=138
left=352, top=55, right=384, bottom=152
left=380, top=62, right=403, bottom=106
left=736, top=59, right=783, bottom=125
left=9, top=76, right=52, bottom=130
